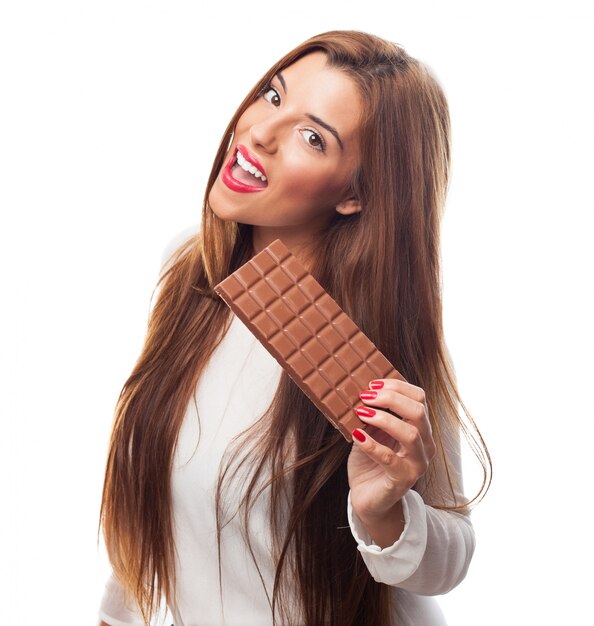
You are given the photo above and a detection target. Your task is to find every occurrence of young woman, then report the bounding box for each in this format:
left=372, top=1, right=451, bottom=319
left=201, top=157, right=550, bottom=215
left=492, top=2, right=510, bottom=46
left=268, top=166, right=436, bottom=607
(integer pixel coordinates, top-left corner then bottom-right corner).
left=98, top=30, right=491, bottom=626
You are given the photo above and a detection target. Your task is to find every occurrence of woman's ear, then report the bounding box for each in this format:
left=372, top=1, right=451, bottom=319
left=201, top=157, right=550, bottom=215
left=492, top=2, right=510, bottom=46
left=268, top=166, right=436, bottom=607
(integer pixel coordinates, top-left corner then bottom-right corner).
left=335, top=198, right=362, bottom=216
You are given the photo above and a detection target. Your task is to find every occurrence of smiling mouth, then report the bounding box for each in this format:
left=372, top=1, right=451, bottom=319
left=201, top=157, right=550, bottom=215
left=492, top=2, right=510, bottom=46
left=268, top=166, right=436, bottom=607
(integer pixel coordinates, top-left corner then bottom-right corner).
left=230, top=148, right=268, bottom=189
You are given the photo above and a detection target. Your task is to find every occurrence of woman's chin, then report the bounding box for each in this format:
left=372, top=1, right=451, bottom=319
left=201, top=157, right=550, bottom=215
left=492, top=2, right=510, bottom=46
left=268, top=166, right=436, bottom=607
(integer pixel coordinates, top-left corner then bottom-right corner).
left=207, top=188, right=233, bottom=222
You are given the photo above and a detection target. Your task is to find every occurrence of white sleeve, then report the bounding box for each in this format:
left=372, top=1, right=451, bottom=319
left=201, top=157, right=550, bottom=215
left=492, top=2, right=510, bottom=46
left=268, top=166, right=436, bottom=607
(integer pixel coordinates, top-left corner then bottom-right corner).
left=97, top=572, right=146, bottom=626
left=347, top=490, right=475, bottom=595
left=99, top=226, right=202, bottom=626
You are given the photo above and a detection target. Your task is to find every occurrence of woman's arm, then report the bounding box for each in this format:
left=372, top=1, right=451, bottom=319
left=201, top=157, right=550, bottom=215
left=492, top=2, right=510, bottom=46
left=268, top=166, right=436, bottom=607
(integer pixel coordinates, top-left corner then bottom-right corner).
left=347, top=369, right=476, bottom=595
left=348, top=489, right=475, bottom=595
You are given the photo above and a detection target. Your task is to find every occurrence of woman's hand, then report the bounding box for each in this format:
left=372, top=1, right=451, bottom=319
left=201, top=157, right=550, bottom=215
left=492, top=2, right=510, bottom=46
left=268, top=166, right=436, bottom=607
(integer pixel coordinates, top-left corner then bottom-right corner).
left=347, top=378, right=436, bottom=546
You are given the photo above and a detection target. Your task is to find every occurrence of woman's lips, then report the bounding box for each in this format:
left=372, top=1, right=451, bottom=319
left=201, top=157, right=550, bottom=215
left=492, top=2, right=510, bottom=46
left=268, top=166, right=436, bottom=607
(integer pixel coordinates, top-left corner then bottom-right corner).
left=236, top=144, right=267, bottom=179
left=221, top=144, right=268, bottom=193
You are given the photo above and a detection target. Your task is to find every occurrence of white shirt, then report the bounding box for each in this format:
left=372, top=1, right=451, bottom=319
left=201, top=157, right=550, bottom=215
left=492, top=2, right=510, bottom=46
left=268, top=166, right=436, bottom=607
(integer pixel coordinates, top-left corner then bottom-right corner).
left=98, top=226, right=475, bottom=626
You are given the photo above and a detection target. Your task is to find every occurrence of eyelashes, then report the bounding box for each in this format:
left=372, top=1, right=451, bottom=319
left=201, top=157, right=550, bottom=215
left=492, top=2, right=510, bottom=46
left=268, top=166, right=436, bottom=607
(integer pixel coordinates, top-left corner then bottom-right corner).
left=258, top=83, right=327, bottom=153
left=300, top=129, right=326, bottom=152
left=261, top=85, right=280, bottom=106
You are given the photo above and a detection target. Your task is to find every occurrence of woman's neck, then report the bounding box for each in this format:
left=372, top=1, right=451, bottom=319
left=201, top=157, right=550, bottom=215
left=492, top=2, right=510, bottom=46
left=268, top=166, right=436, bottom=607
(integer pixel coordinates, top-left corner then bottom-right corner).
left=250, top=226, right=322, bottom=271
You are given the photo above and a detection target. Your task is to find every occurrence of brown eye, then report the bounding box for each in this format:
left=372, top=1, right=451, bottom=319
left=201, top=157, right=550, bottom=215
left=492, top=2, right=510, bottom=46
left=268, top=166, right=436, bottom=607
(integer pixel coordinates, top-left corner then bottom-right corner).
left=301, top=129, right=326, bottom=152
left=262, top=87, right=281, bottom=107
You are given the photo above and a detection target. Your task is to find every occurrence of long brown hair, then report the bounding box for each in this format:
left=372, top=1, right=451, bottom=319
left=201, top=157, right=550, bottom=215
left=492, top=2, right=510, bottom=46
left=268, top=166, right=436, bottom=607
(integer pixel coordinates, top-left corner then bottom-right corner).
left=99, top=30, right=491, bottom=625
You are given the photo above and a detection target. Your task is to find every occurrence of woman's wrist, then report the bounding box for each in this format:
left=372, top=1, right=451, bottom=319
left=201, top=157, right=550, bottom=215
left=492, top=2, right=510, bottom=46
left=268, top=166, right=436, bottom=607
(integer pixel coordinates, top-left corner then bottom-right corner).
left=355, top=498, right=406, bottom=549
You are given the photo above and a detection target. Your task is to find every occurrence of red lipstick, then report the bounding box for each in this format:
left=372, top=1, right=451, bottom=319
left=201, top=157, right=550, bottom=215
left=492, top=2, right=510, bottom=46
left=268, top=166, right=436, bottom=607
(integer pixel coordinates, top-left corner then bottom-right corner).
left=221, top=144, right=268, bottom=193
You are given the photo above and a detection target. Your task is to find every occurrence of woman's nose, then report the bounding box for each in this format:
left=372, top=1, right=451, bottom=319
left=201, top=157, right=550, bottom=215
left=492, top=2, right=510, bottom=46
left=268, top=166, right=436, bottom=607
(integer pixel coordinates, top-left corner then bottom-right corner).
left=249, top=116, right=279, bottom=154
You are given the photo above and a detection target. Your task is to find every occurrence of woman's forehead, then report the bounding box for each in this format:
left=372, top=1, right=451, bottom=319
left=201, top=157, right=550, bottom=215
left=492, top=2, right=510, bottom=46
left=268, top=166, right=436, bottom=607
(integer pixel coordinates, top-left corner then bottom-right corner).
left=276, top=52, right=362, bottom=143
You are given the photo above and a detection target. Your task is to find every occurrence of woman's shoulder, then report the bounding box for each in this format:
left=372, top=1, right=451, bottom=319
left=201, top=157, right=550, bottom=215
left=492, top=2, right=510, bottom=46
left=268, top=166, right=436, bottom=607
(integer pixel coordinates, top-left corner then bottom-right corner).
left=159, top=221, right=201, bottom=273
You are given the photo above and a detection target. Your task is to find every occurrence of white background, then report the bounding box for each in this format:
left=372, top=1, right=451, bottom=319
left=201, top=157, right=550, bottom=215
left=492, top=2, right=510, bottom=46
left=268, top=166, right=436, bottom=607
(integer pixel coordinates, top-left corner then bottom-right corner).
left=1, top=1, right=593, bottom=624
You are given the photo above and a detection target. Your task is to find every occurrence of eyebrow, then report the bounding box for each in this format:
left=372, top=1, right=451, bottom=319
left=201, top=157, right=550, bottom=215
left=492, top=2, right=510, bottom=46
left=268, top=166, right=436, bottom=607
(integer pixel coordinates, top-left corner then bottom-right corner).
left=276, top=72, right=287, bottom=94
left=275, top=72, right=344, bottom=152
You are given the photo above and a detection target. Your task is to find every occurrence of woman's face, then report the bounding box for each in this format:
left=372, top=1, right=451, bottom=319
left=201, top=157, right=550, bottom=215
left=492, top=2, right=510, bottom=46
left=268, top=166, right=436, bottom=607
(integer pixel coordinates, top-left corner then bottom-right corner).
left=208, top=51, right=363, bottom=258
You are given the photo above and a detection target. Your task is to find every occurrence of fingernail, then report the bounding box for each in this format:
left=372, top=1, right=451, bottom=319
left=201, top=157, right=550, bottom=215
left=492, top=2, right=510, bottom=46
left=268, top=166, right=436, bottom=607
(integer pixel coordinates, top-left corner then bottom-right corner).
left=355, top=406, right=376, bottom=418
left=370, top=380, right=384, bottom=390
left=352, top=428, right=366, bottom=442
left=359, top=390, right=377, bottom=400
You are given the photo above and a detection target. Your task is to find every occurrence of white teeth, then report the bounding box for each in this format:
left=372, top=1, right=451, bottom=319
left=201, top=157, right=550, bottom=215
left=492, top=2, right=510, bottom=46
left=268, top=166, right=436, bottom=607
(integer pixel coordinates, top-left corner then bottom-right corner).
left=236, top=150, right=267, bottom=182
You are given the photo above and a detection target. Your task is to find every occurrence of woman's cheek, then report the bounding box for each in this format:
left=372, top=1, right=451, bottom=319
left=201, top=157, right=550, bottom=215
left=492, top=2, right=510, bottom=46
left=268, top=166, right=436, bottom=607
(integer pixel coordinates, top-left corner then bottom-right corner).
left=282, top=157, right=340, bottom=200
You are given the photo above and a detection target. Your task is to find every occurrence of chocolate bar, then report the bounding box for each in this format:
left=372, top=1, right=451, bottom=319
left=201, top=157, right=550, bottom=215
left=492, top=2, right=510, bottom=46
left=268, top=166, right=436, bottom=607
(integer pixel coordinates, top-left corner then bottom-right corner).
left=214, top=239, right=405, bottom=441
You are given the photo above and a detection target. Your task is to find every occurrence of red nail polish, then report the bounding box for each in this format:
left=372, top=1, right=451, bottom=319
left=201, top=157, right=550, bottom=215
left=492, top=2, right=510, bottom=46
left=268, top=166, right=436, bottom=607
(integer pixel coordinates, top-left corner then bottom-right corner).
left=360, top=390, right=377, bottom=400
left=352, top=428, right=366, bottom=442
left=370, top=380, right=384, bottom=389
left=355, top=406, right=376, bottom=418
